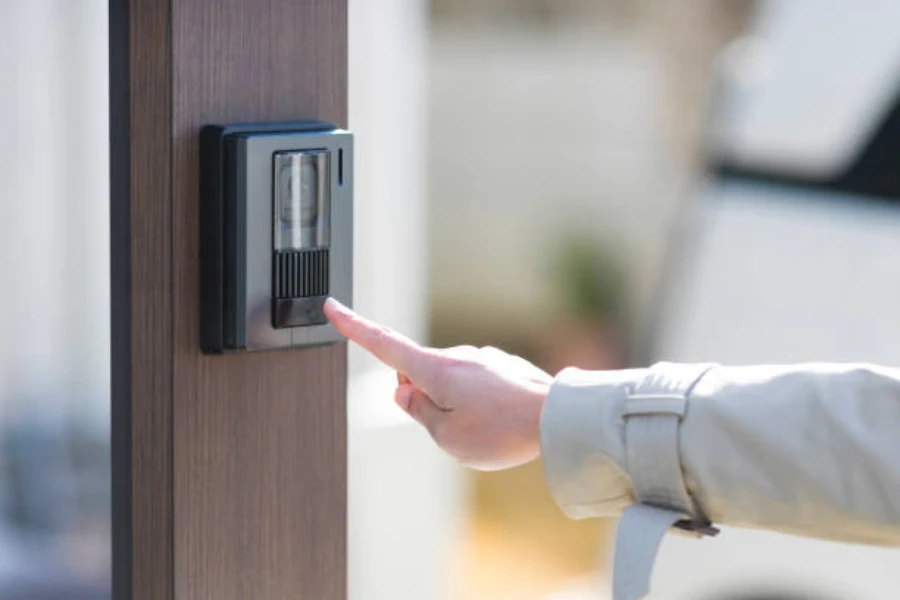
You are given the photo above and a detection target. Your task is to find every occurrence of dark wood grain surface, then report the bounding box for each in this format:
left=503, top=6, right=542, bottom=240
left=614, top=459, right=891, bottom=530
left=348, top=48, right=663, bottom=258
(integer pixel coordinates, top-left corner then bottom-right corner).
left=111, top=1, right=347, bottom=598
left=110, top=1, right=174, bottom=599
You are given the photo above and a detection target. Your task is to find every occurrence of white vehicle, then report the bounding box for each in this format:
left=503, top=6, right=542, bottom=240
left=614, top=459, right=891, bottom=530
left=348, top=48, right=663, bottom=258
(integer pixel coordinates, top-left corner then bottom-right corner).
left=647, top=2, right=900, bottom=599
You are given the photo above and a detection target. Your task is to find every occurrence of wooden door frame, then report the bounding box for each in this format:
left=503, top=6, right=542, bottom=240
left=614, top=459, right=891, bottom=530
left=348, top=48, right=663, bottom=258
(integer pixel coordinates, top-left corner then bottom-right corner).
left=110, top=2, right=348, bottom=598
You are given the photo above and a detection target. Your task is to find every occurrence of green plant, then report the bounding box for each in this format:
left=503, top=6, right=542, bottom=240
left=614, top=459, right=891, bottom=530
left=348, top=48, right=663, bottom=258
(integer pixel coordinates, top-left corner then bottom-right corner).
left=549, top=235, right=629, bottom=324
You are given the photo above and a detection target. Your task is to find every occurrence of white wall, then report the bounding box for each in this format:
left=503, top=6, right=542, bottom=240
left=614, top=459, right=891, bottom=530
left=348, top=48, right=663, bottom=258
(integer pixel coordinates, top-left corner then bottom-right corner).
left=348, top=1, right=465, bottom=598
left=0, top=0, right=110, bottom=584
left=0, top=0, right=109, bottom=428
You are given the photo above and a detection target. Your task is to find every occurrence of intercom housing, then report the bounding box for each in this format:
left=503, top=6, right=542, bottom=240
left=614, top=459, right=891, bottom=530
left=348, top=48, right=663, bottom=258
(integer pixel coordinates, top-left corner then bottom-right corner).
left=200, top=121, right=352, bottom=353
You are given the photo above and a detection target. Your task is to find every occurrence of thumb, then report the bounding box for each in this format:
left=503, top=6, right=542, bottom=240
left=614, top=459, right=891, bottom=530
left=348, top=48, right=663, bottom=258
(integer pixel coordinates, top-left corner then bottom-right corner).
left=394, top=385, right=446, bottom=438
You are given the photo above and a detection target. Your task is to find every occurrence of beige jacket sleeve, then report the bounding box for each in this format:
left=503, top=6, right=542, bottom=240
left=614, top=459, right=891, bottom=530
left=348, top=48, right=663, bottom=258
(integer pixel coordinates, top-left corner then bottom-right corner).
left=540, top=362, right=900, bottom=598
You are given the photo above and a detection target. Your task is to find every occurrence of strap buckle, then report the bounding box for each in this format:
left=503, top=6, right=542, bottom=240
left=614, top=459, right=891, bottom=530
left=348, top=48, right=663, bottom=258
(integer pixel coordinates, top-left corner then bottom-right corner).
left=673, top=517, right=720, bottom=537
left=613, top=363, right=719, bottom=600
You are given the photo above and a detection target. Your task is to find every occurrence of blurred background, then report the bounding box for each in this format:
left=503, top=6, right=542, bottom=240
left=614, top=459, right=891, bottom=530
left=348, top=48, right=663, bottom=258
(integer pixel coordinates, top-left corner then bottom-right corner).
left=4, top=0, right=900, bottom=598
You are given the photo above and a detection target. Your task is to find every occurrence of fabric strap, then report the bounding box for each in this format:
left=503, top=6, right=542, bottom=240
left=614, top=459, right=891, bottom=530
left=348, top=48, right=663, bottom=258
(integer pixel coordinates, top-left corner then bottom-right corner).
left=612, top=363, right=717, bottom=600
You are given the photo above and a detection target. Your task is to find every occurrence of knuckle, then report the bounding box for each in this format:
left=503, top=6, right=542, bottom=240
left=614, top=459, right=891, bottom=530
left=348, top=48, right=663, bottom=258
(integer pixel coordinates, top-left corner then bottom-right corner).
left=478, top=346, right=503, bottom=361
left=479, top=345, right=507, bottom=358
left=442, top=345, right=477, bottom=360
left=370, top=325, right=392, bottom=345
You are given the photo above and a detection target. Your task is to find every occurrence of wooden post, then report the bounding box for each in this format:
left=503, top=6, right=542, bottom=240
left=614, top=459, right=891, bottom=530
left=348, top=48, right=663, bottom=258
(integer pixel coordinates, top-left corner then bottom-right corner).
left=110, top=1, right=348, bottom=598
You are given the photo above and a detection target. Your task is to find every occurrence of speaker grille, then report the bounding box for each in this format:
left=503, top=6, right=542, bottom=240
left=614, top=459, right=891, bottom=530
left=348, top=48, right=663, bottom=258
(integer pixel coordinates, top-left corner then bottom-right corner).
left=273, top=248, right=329, bottom=299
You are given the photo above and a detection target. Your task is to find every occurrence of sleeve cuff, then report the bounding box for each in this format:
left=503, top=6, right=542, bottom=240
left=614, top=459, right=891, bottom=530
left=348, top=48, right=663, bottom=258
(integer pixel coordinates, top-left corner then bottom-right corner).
left=539, top=366, right=646, bottom=519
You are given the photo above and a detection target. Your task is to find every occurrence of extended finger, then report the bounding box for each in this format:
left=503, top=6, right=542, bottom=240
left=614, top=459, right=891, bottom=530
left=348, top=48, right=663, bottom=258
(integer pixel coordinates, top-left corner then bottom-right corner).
left=325, top=298, right=436, bottom=385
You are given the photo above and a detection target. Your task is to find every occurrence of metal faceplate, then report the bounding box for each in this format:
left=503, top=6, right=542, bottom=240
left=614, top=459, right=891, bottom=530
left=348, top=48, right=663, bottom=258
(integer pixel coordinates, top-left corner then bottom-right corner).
left=200, top=122, right=353, bottom=353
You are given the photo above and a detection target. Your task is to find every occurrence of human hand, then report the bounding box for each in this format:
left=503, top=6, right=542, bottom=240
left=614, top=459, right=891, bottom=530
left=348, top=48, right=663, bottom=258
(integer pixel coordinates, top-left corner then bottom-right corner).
left=323, top=298, right=552, bottom=471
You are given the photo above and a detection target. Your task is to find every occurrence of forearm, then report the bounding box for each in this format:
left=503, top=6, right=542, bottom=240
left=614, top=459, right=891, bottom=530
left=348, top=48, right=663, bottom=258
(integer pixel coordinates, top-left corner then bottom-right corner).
left=541, top=362, right=900, bottom=545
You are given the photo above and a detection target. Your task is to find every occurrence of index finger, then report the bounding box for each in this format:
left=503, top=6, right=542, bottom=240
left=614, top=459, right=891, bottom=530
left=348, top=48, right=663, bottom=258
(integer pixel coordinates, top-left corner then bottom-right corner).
left=324, top=298, right=435, bottom=385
